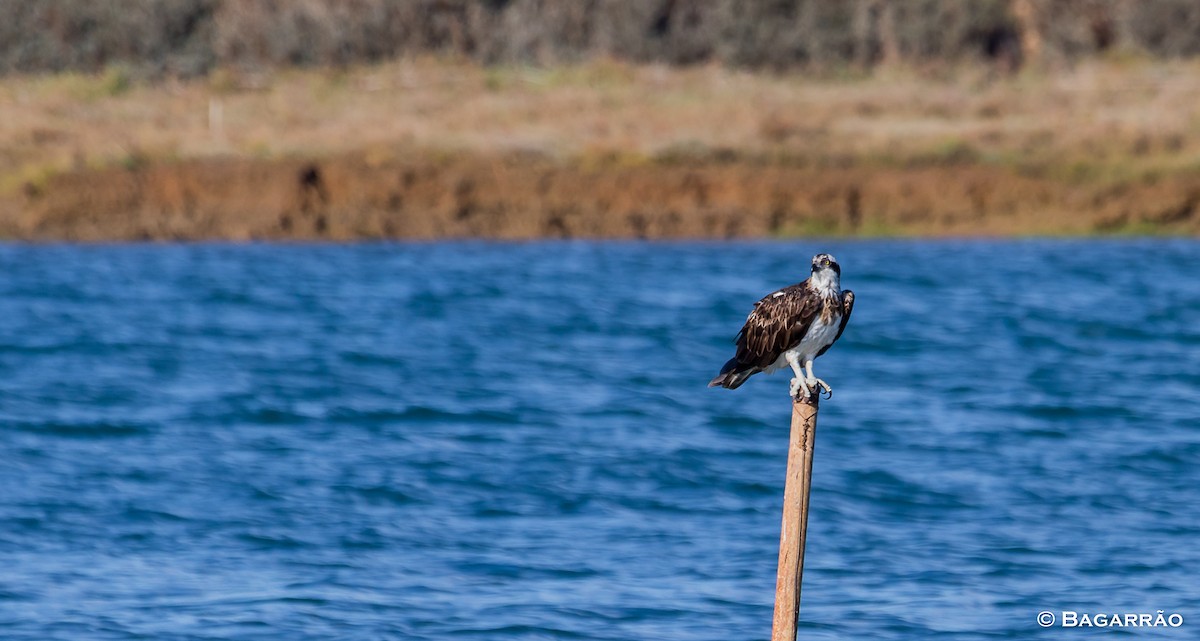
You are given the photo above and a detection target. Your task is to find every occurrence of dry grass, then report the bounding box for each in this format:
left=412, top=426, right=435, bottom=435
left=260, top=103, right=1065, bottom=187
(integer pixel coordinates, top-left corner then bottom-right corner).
left=4, top=57, right=1200, bottom=238
left=4, top=57, right=1200, bottom=188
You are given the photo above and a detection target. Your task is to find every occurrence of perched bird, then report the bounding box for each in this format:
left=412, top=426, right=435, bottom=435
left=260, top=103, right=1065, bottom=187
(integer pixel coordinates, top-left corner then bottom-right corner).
left=709, top=253, right=854, bottom=399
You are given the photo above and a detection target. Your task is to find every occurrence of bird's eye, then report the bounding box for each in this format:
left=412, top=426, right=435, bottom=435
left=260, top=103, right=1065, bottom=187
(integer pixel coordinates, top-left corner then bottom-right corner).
left=822, top=259, right=830, bottom=266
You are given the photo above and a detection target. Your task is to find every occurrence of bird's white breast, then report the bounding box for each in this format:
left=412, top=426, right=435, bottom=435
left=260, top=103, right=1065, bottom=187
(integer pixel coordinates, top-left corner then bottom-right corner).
left=795, top=310, right=841, bottom=360
left=764, top=307, right=842, bottom=374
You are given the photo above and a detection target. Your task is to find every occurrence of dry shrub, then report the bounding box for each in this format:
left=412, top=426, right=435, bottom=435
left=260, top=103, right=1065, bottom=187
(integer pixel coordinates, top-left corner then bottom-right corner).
left=8, top=0, right=1200, bottom=76
left=0, top=0, right=216, bottom=76
left=212, top=0, right=472, bottom=67
left=1127, top=0, right=1200, bottom=57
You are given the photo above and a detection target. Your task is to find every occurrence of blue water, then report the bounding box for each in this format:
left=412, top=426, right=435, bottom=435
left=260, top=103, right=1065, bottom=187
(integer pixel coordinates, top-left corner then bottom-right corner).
left=0, top=240, right=1197, bottom=640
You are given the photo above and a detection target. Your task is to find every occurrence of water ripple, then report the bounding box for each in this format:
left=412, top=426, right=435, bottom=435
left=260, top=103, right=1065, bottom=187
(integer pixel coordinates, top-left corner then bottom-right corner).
left=0, top=240, right=1197, bottom=640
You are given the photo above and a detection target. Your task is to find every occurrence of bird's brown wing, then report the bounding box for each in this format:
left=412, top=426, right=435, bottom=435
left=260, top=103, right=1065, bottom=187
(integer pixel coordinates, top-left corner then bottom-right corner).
left=816, top=289, right=854, bottom=358
left=732, top=282, right=820, bottom=369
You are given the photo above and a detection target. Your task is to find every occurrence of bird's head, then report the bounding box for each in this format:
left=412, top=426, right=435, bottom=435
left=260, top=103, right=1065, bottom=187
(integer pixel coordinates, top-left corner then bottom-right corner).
left=810, top=253, right=841, bottom=289
left=811, top=253, right=840, bottom=275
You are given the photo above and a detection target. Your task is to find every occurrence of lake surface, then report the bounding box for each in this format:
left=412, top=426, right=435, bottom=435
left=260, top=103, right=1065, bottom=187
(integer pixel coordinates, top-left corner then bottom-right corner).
left=0, top=240, right=1197, bottom=640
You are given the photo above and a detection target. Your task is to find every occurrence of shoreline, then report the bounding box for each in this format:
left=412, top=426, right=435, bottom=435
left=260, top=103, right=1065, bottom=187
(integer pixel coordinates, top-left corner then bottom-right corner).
left=5, top=149, right=1200, bottom=241
left=4, top=60, right=1200, bottom=240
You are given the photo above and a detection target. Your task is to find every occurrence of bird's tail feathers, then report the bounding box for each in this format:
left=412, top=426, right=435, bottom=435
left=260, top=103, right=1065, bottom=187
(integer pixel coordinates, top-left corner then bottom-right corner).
left=708, top=359, right=757, bottom=390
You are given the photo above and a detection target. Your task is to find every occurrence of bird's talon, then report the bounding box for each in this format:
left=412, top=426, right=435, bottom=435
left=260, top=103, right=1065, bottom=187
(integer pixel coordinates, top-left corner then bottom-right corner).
left=807, top=377, right=832, bottom=399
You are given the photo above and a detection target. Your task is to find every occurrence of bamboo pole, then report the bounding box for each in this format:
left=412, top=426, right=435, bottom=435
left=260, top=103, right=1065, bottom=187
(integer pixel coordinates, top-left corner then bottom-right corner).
left=771, top=393, right=819, bottom=641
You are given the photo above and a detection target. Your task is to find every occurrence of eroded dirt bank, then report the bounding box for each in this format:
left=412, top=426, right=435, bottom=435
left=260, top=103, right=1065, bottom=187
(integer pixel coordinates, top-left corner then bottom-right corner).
left=6, top=151, right=1200, bottom=241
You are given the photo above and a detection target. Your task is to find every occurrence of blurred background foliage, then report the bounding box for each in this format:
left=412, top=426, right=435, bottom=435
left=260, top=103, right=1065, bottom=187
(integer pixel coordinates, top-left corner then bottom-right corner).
left=4, top=0, right=1200, bottom=77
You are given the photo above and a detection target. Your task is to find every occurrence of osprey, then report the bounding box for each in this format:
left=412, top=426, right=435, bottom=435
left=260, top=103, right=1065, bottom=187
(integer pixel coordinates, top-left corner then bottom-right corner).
left=709, top=253, right=854, bottom=399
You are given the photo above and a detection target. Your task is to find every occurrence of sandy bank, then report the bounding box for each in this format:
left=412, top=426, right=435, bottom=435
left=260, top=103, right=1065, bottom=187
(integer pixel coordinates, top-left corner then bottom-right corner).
left=6, top=150, right=1200, bottom=241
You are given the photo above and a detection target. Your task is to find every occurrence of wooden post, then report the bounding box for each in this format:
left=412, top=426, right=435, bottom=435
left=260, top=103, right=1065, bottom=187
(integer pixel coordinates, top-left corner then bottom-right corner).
left=771, top=394, right=819, bottom=641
